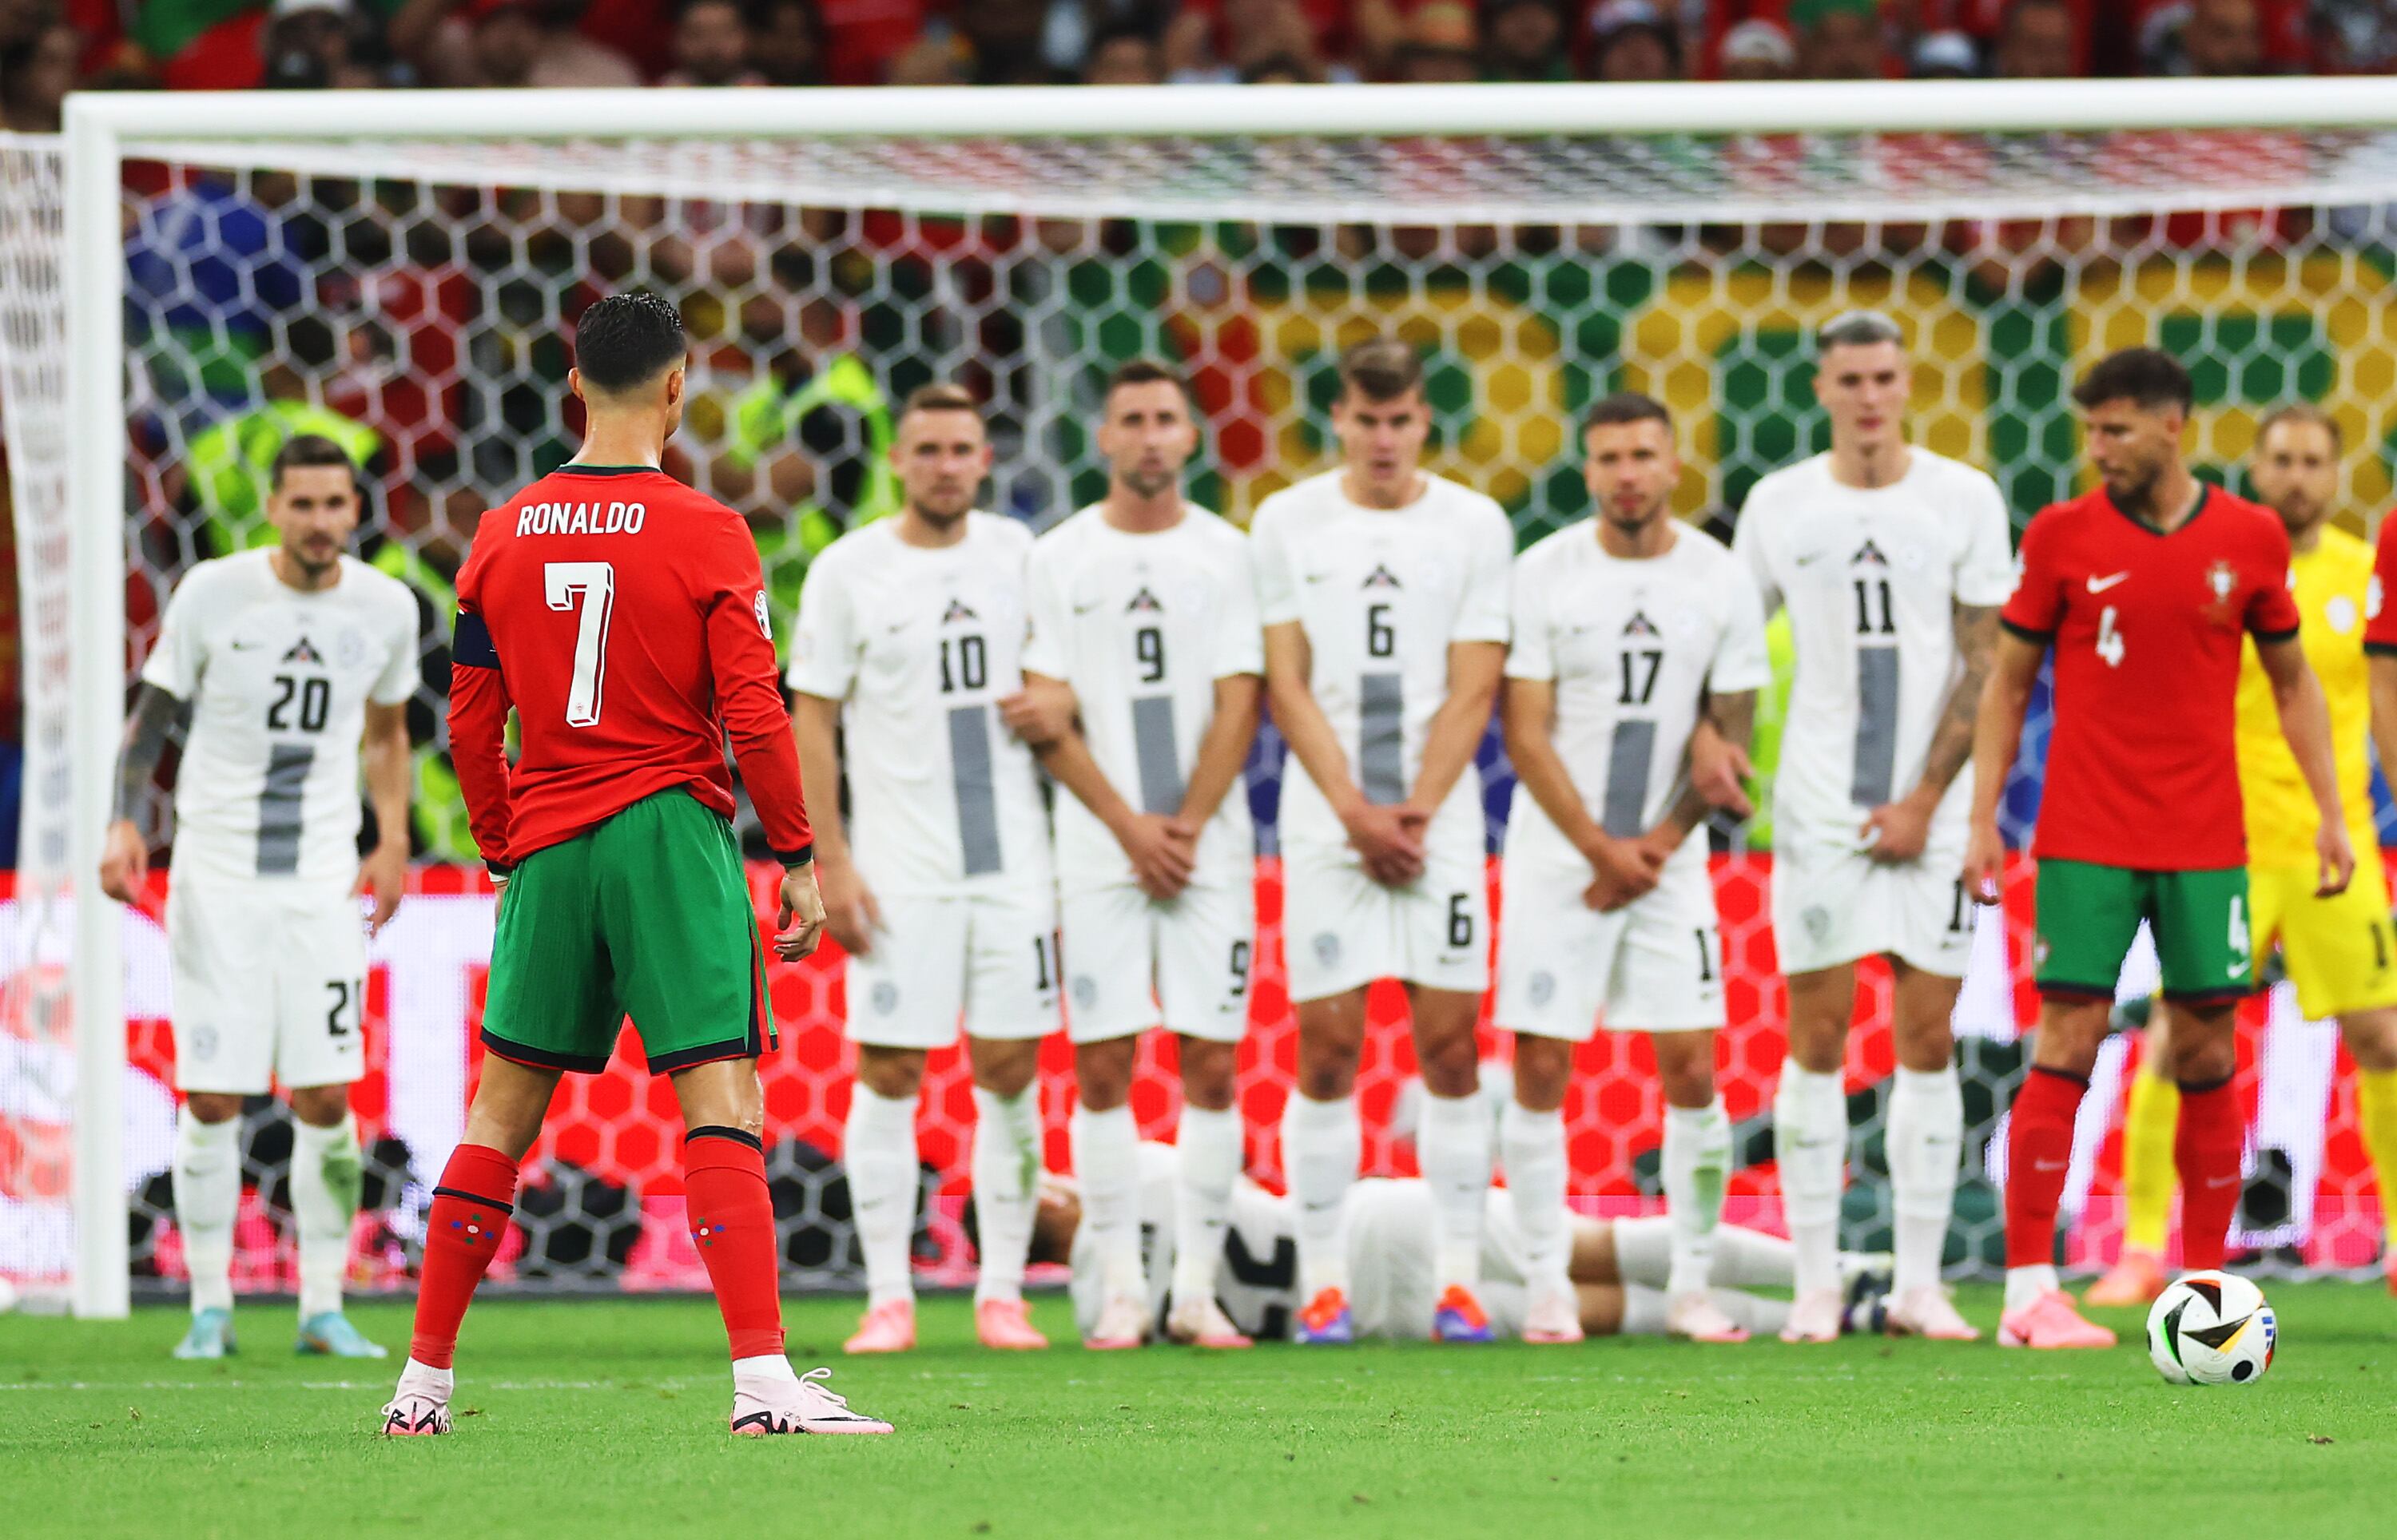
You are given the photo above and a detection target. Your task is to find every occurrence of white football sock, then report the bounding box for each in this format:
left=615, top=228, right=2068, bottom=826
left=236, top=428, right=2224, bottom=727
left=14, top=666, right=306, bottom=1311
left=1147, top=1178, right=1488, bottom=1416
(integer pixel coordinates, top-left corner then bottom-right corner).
left=1282, top=1092, right=1359, bottom=1297
left=842, top=1085, right=920, bottom=1308
left=732, top=1351, right=801, bottom=1395
left=1886, top=1064, right=1965, bottom=1298
left=1661, top=1098, right=1731, bottom=1298
left=1417, top=1090, right=1491, bottom=1292
left=1500, top=1100, right=1570, bottom=1293
left=1171, top=1104, right=1242, bottom=1309
left=2005, top=1264, right=2060, bottom=1315
left=1774, top=1065, right=1846, bottom=1298
left=1069, top=1101, right=1144, bottom=1298
left=1710, top=1288, right=1790, bottom=1338
left=173, top=1112, right=240, bottom=1315
left=396, top=1356, right=453, bottom=1399
left=1619, top=1284, right=1670, bottom=1337
left=1609, top=1214, right=1673, bottom=1288
left=289, top=1113, right=357, bottom=1320
left=969, top=1085, right=1042, bottom=1306
left=1707, top=1223, right=1795, bottom=1289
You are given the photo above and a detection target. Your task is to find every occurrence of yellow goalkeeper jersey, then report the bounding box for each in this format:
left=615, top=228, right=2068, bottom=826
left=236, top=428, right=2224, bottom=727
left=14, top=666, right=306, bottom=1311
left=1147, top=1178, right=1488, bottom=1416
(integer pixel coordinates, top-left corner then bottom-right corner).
left=2235, top=522, right=2377, bottom=867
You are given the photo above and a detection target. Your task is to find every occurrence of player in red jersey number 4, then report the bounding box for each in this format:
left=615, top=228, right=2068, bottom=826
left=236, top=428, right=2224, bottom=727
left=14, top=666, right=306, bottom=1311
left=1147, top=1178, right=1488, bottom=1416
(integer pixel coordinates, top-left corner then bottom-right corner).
left=1965, top=348, right=2353, bottom=1350
left=379, top=293, right=889, bottom=1437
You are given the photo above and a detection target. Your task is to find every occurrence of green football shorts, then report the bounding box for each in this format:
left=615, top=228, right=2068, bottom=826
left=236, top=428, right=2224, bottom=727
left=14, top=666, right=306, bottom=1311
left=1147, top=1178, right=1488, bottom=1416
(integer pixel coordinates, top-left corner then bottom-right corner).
left=481, top=789, right=775, bottom=1075
left=2033, top=858, right=2253, bottom=1005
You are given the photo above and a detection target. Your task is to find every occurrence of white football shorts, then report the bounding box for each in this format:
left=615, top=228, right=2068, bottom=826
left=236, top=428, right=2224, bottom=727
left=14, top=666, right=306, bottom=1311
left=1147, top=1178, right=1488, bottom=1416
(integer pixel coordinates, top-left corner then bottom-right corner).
left=1059, top=879, right=1254, bottom=1046
left=1493, top=846, right=1725, bottom=1040
left=1771, top=820, right=1975, bottom=978
left=844, top=882, right=1062, bottom=1049
left=1281, top=821, right=1489, bottom=1002
left=167, top=871, right=368, bottom=1094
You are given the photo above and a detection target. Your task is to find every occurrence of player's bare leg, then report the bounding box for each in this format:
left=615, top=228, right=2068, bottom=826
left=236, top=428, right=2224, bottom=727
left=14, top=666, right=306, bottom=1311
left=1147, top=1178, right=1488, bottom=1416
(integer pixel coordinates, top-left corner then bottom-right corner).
left=672, top=1058, right=889, bottom=1435
left=1653, top=1029, right=1744, bottom=1343
left=1284, top=987, right=1367, bottom=1343
left=1409, top=983, right=1493, bottom=1342
left=2339, top=1008, right=2397, bottom=1292
left=1882, top=961, right=1978, bottom=1340
left=287, top=1082, right=381, bottom=1358
left=1998, top=997, right=2118, bottom=1348
left=1167, top=1036, right=1251, bottom=1348
left=1071, top=1034, right=1151, bottom=1349
left=1775, top=963, right=1854, bottom=1342
left=2089, top=1008, right=2176, bottom=1307
left=382, top=1055, right=557, bottom=1435
left=844, top=1044, right=926, bottom=1353
left=170, top=1090, right=244, bottom=1360
left=1505, top=1033, right=1581, bottom=1343
left=967, top=1034, right=1050, bottom=1350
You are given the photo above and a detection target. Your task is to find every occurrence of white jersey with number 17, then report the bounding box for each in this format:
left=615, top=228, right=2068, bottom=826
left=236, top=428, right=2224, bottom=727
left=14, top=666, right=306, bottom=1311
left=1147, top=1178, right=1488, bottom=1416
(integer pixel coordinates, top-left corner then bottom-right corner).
left=1249, top=470, right=1513, bottom=851
left=1732, top=448, right=2014, bottom=848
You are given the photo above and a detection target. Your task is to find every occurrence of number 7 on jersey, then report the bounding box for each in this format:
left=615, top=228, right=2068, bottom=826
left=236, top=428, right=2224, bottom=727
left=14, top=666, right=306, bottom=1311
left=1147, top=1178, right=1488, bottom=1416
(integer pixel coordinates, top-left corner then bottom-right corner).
left=545, top=561, right=615, bottom=726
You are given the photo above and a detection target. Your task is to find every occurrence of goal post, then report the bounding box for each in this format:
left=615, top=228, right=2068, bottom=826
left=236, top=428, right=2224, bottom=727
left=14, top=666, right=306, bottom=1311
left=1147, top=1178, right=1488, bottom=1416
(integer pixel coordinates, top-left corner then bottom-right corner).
left=13, top=78, right=2397, bottom=1317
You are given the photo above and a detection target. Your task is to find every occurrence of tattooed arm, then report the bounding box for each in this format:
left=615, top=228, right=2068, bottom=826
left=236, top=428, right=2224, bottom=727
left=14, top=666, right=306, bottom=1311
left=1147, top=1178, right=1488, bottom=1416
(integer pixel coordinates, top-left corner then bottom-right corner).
left=98, top=683, right=191, bottom=903
left=1862, top=601, right=1998, bottom=864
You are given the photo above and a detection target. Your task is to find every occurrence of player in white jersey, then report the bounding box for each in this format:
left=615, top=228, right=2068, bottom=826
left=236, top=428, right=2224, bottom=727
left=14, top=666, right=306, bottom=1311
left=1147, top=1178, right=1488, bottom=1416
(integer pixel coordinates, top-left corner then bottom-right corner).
left=1731, top=312, right=2013, bottom=1343
left=97, top=436, right=418, bottom=1361
left=788, top=385, right=1059, bottom=1355
left=1496, top=395, right=1772, bottom=1345
left=1033, top=1144, right=1886, bottom=1344
left=1007, top=362, right=1262, bottom=1351
left=1250, top=339, right=1514, bottom=1344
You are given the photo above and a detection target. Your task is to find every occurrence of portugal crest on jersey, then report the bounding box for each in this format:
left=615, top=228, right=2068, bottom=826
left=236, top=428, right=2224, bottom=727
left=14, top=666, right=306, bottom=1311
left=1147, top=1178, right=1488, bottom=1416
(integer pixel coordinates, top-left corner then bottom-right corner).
left=2204, top=558, right=2240, bottom=625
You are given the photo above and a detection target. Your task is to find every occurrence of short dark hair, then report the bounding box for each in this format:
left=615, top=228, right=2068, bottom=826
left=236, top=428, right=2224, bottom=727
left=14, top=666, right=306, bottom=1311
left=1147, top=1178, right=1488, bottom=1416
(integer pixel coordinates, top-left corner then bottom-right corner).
left=2072, top=347, right=2193, bottom=414
left=1584, top=391, right=1673, bottom=435
left=898, top=382, right=982, bottom=423
left=1104, top=358, right=1190, bottom=406
left=2256, top=402, right=2342, bottom=454
left=1336, top=338, right=1425, bottom=403
left=572, top=291, right=687, bottom=393
left=1815, top=308, right=1906, bottom=357
left=269, top=433, right=359, bottom=493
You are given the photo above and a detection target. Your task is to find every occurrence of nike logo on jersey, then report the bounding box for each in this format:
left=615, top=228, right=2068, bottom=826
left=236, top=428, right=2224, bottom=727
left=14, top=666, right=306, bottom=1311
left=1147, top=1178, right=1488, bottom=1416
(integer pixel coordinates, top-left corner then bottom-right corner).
left=1361, top=563, right=1403, bottom=589
left=1794, top=551, right=1827, bottom=566
left=1303, top=571, right=1330, bottom=584
left=1072, top=600, right=1101, bottom=614
left=1125, top=585, right=1165, bottom=613
left=941, top=598, right=979, bottom=624
left=229, top=639, right=259, bottom=651
left=1850, top=538, right=1890, bottom=569
left=2032, top=1159, right=2069, bottom=1173
left=2086, top=572, right=2130, bottom=593
left=281, top=636, right=324, bottom=665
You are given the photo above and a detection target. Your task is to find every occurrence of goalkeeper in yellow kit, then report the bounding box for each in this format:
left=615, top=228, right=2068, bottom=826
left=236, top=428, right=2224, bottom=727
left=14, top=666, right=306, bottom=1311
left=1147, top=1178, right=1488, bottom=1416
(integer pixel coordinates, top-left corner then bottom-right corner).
left=2089, top=405, right=2397, bottom=1304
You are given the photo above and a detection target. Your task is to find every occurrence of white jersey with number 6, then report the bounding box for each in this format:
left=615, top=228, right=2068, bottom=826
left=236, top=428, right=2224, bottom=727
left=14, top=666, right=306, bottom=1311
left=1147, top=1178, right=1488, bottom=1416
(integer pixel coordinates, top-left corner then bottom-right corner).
left=1732, top=448, right=2013, bottom=848
left=140, top=549, right=419, bottom=883
left=1249, top=470, right=1513, bottom=851
left=786, top=514, right=1051, bottom=898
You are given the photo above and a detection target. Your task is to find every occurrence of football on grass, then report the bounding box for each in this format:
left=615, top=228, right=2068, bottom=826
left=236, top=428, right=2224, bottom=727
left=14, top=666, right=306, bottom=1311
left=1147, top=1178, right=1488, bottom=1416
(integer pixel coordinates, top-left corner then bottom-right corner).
left=2148, top=1271, right=2276, bottom=1386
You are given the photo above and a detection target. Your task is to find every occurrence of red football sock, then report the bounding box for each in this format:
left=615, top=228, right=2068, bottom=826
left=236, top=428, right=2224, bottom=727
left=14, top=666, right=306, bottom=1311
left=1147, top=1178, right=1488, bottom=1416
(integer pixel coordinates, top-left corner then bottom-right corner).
left=685, top=1128, right=786, bottom=1361
left=2004, top=1066, right=2086, bottom=1269
left=409, top=1143, right=520, bottom=1369
left=2174, top=1075, right=2242, bottom=1271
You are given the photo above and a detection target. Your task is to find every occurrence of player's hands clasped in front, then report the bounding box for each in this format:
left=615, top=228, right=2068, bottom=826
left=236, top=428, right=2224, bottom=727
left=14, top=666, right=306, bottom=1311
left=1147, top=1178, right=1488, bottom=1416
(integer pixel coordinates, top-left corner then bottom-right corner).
left=1687, top=719, right=1755, bottom=820
left=2316, top=820, right=2356, bottom=899
left=814, top=857, right=882, bottom=958
left=97, top=818, right=149, bottom=907
left=1962, top=817, right=2007, bottom=906
left=1342, top=800, right=1428, bottom=887
left=775, top=860, right=829, bottom=961
left=355, top=840, right=407, bottom=935
left=1582, top=828, right=1667, bottom=913
left=1860, top=788, right=1937, bottom=864
left=1115, top=811, right=1198, bottom=901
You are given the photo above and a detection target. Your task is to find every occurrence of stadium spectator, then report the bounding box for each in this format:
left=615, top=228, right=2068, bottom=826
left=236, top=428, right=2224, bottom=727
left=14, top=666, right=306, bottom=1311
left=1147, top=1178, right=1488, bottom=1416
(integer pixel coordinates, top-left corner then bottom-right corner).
left=1481, top=0, right=1569, bottom=82
left=1082, top=21, right=1162, bottom=84
left=747, top=0, right=825, bottom=84
left=1716, top=16, right=1796, bottom=79
left=0, top=16, right=77, bottom=129
left=1395, top=1, right=1479, bottom=83
left=1993, top=0, right=2081, bottom=76
left=662, top=0, right=761, bottom=84
left=1792, top=0, right=1890, bottom=77
left=1238, top=50, right=1314, bottom=82
left=259, top=0, right=381, bottom=90
left=1166, top=0, right=1344, bottom=82
left=2142, top=0, right=2268, bottom=75
left=1587, top=0, right=1679, bottom=81
left=1910, top=27, right=1981, bottom=75
left=390, top=0, right=642, bottom=89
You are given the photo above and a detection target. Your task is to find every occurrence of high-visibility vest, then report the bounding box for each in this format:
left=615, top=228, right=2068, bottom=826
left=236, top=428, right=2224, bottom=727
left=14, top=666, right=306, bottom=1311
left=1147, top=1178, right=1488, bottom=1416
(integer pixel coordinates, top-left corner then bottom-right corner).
left=188, top=402, right=381, bottom=558
left=725, top=353, right=898, bottom=637
left=366, top=541, right=479, bottom=864
left=1745, top=609, right=1798, bottom=851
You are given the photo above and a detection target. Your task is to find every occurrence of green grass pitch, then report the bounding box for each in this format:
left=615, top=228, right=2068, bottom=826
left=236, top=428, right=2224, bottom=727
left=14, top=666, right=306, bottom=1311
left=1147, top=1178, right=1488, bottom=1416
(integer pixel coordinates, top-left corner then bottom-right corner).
left=2, top=1285, right=2391, bottom=1539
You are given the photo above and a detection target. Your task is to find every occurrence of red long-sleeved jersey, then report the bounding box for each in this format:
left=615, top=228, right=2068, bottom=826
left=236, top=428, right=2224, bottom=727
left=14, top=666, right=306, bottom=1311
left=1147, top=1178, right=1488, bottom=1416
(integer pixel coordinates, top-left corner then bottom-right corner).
left=448, top=464, right=812, bottom=871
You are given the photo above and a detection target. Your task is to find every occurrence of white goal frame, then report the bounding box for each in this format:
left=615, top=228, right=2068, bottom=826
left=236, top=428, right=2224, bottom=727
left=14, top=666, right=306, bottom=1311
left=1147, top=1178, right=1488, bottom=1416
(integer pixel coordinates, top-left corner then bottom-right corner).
left=41, top=76, right=2397, bottom=1316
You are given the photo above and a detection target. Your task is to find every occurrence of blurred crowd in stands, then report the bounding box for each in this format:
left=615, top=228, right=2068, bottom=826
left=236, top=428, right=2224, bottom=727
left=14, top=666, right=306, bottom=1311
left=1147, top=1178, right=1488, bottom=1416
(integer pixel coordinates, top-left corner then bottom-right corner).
left=6, top=0, right=2397, bottom=130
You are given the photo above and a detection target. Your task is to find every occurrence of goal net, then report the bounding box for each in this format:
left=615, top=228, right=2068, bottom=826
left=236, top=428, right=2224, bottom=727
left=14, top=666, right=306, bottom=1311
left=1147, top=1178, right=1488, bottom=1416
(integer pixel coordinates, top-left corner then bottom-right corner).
left=7, top=81, right=2397, bottom=1313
